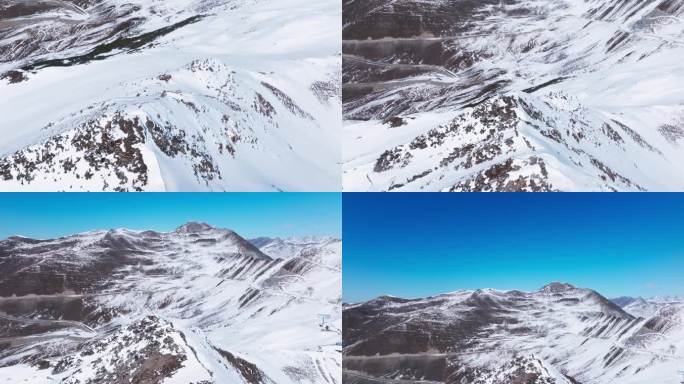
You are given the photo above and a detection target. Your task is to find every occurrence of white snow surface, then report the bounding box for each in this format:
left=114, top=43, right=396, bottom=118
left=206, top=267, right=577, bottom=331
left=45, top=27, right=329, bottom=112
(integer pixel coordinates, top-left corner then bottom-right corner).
left=619, top=295, right=684, bottom=319
left=0, top=0, right=341, bottom=191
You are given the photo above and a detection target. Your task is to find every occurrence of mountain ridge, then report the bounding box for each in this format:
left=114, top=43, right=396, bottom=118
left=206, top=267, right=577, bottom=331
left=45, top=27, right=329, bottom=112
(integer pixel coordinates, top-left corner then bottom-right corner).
left=342, top=0, right=684, bottom=191
left=343, top=281, right=684, bottom=383
left=0, top=0, right=341, bottom=191
left=0, top=222, right=342, bottom=383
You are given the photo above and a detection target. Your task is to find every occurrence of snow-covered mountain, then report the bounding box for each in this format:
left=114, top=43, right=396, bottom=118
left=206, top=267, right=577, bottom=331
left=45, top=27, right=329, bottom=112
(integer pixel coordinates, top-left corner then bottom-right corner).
left=250, top=236, right=338, bottom=261
left=0, top=0, right=341, bottom=191
left=344, top=283, right=684, bottom=384
left=343, top=0, right=684, bottom=191
left=613, top=295, right=684, bottom=319
left=251, top=236, right=337, bottom=250
left=0, top=223, right=342, bottom=383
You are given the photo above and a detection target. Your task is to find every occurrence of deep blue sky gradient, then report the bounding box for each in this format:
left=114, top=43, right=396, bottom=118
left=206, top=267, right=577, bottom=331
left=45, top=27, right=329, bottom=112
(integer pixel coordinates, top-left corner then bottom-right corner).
left=0, top=193, right=341, bottom=240
left=343, top=193, right=684, bottom=302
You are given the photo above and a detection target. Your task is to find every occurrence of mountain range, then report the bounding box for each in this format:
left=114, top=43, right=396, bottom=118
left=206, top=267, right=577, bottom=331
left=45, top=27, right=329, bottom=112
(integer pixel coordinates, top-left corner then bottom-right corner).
left=343, top=0, right=684, bottom=191
left=612, top=295, right=684, bottom=319
left=343, top=282, right=684, bottom=383
left=0, top=0, right=341, bottom=191
left=0, top=222, right=342, bottom=383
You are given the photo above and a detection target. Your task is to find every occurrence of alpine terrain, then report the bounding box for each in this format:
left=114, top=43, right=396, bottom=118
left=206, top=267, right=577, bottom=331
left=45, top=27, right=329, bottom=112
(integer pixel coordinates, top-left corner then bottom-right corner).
left=612, top=295, right=684, bottom=321
left=0, top=222, right=342, bottom=383
left=0, top=0, right=341, bottom=191
left=343, top=0, right=684, bottom=191
left=343, top=283, right=684, bottom=383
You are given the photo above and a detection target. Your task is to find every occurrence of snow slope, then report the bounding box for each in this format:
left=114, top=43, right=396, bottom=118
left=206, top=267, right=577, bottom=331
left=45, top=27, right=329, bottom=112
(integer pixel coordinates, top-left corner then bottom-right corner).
left=614, top=295, right=684, bottom=319
left=0, top=0, right=341, bottom=191
left=343, top=0, right=684, bottom=191
left=250, top=236, right=338, bottom=260
left=0, top=223, right=342, bottom=384
left=344, top=283, right=684, bottom=384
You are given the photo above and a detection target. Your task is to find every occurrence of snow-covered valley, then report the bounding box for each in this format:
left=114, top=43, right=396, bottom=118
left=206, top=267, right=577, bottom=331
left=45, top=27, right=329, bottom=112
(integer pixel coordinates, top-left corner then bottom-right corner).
left=343, top=283, right=684, bottom=384
left=343, top=0, right=684, bottom=191
left=0, top=222, right=342, bottom=383
left=0, top=0, right=341, bottom=191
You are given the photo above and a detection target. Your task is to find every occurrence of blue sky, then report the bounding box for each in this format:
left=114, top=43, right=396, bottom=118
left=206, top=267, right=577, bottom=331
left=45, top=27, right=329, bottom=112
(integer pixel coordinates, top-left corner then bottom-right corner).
left=0, top=193, right=341, bottom=240
left=343, top=193, right=684, bottom=302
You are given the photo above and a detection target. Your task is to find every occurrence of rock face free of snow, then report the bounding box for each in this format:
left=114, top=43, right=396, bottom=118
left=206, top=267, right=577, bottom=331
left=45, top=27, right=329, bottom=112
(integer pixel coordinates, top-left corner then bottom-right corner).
left=0, top=223, right=342, bottom=384
left=343, top=283, right=684, bottom=384
left=0, top=0, right=341, bottom=191
left=342, top=0, right=684, bottom=191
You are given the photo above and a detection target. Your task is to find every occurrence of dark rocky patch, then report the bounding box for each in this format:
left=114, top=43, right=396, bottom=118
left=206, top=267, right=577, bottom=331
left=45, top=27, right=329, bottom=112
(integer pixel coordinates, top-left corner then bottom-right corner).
left=659, top=122, right=684, bottom=144
left=262, top=82, right=314, bottom=120
left=374, top=147, right=412, bottom=173
left=253, top=93, right=276, bottom=119
left=215, top=348, right=268, bottom=384
left=1, top=70, right=28, bottom=83
left=311, top=79, right=341, bottom=103
left=383, top=116, right=407, bottom=128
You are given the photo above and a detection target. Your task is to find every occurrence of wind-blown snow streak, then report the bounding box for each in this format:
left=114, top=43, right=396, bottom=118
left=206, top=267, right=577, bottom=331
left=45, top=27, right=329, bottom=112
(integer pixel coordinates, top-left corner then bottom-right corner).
left=0, top=0, right=341, bottom=191
left=0, top=223, right=342, bottom=383
left=343, top=0, right=684, bottom=191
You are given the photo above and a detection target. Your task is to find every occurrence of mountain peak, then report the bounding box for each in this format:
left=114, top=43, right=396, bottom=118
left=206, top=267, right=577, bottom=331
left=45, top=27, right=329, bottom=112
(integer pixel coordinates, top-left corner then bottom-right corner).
left=175, top=222, right=216, bottom=234
left=371, top=295, right=412, bottom=306
left=538, top=282, right=576, bottom=294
